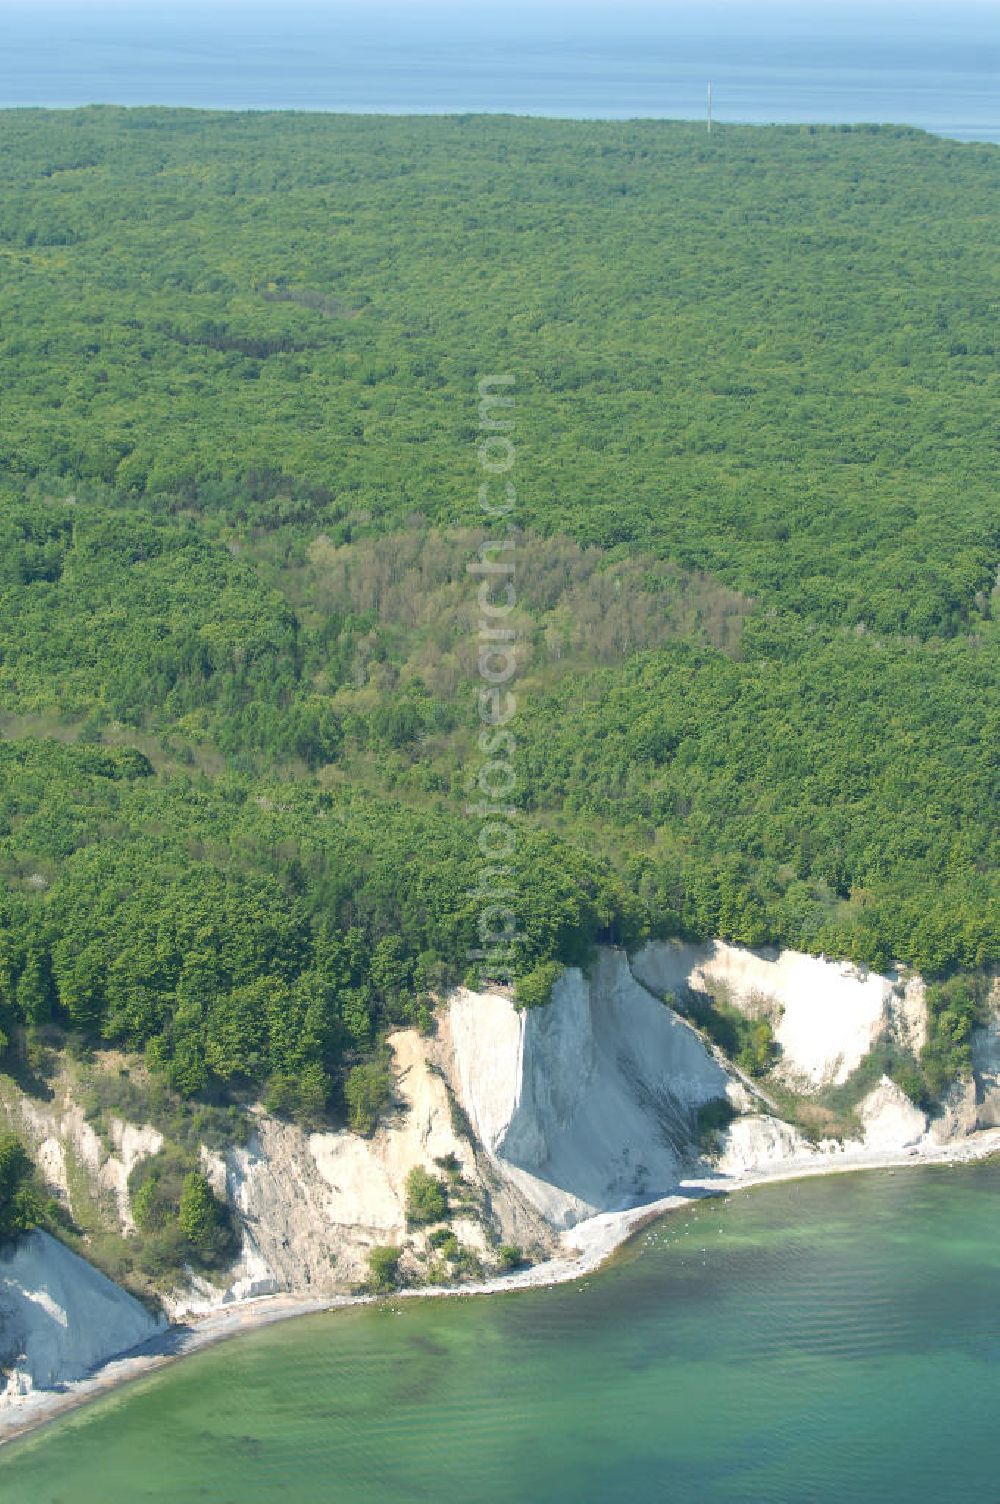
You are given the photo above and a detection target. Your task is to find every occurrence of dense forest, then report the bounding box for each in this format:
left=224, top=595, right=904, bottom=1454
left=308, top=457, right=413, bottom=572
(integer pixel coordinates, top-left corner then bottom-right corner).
left=0, top=110, right=996, bottom=1122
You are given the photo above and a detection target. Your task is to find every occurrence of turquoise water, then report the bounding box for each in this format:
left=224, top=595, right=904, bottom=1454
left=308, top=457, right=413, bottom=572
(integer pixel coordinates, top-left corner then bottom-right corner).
left=5, top=1161, right=1000, bottom=1502
left=0, top=1, right=997, bottom=142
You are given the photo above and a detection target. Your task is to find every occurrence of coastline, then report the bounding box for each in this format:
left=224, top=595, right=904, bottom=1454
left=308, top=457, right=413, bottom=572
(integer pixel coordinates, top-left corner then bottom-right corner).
left=5, top=1122, right=1000, bottom=1453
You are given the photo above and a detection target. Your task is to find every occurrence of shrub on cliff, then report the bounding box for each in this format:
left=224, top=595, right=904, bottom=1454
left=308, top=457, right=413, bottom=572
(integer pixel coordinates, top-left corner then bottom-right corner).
left=344, top=1058, right=393, bottom=1136
left=917, top=976, right=992, bottom=1103
left=514, top=961, right=565, bottom=1010
left=0, top=1133, right=46, bottom=1244
left=405, top=1166, right=447, bottom=1226
left=130, top=1149, right=235, bottom=1272
left=178, top=1171, right=235, bottom=1264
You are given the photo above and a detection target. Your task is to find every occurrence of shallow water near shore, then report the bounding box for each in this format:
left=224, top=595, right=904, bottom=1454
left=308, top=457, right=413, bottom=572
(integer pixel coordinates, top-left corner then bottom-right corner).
left=5, top=1160, right=1000, bottom=1502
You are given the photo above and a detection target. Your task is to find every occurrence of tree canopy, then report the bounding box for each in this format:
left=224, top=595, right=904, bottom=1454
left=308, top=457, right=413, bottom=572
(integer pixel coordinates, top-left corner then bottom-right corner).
left=0, top=110, right=995, bottom=1122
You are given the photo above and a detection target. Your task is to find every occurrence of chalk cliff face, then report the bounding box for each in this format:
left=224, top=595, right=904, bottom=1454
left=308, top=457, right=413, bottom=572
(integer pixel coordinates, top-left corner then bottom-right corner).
left=443, top=950, right=736, bottom=1227
left=9, top=1093, right=163, bottom=1237
left=2, top=942, right=998, bottom=1411
left=0, top=1230, right=164, bottom=1404
left=178, top=1025, right=530, bottom=1313
left=441, top=951, right=993, bottom=1225
left=631, top=939, right=927, bottom=1090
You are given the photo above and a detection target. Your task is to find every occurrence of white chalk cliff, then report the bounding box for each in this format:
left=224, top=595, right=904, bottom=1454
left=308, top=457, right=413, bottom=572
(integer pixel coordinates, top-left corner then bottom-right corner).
left=631, top=938, right=927, bottom=1089
left=3, top=939, right=999, bottom=1415
left=183, top=1025, right=516, bottom=1311
left=443, top=949, right=735, bottom=1227
left=441, top=948, right=998, bottom=1239
left=0, top=1230, right=165, bottom=1404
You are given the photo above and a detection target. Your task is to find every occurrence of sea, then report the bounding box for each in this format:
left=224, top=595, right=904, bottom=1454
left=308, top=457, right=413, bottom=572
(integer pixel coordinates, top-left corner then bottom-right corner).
left=6, top=1162, right=1000, bottom=1503
left=0, top=0, right=997, bottom=142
